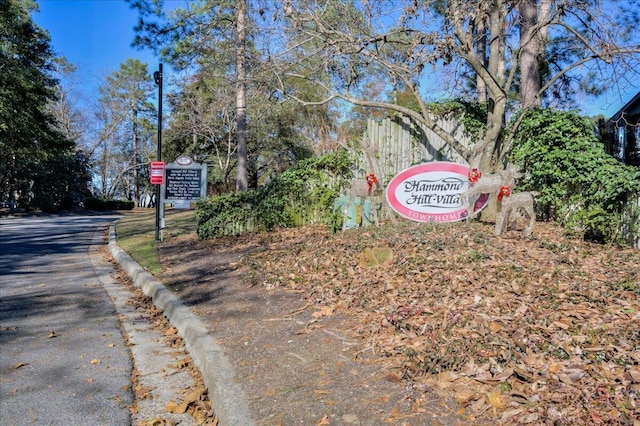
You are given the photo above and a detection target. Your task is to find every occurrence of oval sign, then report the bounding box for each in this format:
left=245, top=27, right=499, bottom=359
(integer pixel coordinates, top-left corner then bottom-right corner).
left=386, top=162, right=487, bottom=223
left=176, top=156, right=193, bottom=166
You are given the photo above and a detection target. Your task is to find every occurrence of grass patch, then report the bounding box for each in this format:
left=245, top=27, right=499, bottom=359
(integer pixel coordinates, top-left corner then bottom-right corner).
left=115, top=207, right=197, bottom=276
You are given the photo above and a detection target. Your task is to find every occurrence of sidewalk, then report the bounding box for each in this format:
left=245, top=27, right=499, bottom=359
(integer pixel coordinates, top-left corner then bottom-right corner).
left=109, top=226, right=253, bottom=425
left=109, top=226, right=464, bottom=426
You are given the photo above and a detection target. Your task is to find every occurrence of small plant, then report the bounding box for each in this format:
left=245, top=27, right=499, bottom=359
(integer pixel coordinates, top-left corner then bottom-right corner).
left=462, top=249, right=489, bottom=263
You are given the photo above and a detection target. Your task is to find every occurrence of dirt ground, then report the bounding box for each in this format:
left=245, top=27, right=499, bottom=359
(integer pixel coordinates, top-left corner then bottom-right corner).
left=156, top=220, right=639, bottom=425
left=157, top=233, right=465, bottom=426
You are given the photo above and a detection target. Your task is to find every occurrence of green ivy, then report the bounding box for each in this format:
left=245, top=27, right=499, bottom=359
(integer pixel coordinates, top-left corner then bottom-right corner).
left=426, top=100, right=487, bottom=141
left=196, top=150, right=354, bottom=239
left=510, top=108, right=640, bottom=244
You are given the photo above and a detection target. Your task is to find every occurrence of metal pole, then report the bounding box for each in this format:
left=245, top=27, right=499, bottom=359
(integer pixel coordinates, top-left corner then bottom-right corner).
left=154, top=64, right=163, bottom=242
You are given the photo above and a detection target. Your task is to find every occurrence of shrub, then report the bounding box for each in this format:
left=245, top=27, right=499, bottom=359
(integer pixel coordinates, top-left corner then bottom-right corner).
left=196, top=150, right=354, bottom=239
left=511, top=108, right=640, bottom=244
left=195, top=191, right=261, bottom=238
left=83, top=197, right=135, bottom=211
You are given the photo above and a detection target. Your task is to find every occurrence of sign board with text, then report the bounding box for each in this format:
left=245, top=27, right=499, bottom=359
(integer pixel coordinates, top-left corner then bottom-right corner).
left=161, top=157, right=207, bottom=206
left=150, top=161, right=165, bottom=185
left=386, top=161, right=487, bottom=223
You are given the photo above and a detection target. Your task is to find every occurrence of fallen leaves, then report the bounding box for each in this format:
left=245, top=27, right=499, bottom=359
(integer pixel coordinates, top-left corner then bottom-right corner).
left=134, top=383, right=155, bottom=401
left=312, top=306, right=334, bottom=319
left=166, top=386, right=215, bottom=424
left=243, top=221, right=640, bottom=424
left=284, top=302, right=311, bottom=317
left=386, top=406, right=401, bottom=421
left=165, top=389, right=201, bottom=414
left=120, top=284, right=218, bottom=425
left=485, top=389, right=506, bottom=410
left=138, top=418, right=170, bottom=426
left=316, top=414, right=330, bottom=425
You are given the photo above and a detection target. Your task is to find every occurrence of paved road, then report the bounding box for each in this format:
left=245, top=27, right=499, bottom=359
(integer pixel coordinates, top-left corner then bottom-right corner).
left=0, top=214, right=132, bottom=425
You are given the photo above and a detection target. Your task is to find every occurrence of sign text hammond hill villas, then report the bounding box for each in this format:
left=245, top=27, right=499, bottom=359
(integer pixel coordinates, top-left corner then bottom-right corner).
left=386, top=161, right=488, bottom=223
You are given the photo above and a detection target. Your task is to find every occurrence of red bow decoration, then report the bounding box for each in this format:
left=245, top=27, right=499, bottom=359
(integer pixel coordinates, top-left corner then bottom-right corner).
left=498, top=185, right=511, bottom=201
left=366, top=172, right=379, bottom=193
left=468, top=168, right=482, bottom=184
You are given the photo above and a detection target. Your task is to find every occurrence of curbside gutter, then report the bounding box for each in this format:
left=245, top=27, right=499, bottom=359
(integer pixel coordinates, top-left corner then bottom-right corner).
left=108, top=224, right=255, bottom=426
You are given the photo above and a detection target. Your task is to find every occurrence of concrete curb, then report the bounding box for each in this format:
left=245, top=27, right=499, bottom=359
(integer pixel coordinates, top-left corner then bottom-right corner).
left=108, top=224, right=255, bottom=426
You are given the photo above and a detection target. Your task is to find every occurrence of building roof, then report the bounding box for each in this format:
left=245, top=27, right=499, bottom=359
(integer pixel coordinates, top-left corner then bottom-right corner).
left=609, top=91, right=640, bottom=123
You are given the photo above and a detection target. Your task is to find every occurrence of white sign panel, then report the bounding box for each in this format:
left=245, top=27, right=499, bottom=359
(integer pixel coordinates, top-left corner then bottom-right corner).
left=386, top=162, right=487, bottom=223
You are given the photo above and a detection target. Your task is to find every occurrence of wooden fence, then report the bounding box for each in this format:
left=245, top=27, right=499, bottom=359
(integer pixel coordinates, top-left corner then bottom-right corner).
left=354, top=115, right=470, bottom=183
left=342, top=114, right=471, bottom=227
left=352, top=115, right=639, bottom=249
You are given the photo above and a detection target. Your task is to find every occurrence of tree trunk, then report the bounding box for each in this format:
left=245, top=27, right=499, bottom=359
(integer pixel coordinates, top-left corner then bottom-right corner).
left=235, top=0, right=248, bottom=192
left=476, top=2, right=509, bottom=222
left=482, top=2, right=506, bottom=171
left=475, top=18, right=487, bottom=104
left=518, top=0, right=540, bottom=108
left=101, top=147, right=108, bottom=196
left=132, top=108, right=139, bottom=203
left=518, top=0, right=550, bottom=109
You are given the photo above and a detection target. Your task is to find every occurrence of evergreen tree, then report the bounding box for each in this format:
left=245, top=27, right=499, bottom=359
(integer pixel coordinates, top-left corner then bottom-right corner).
left=0, top=0, right=88, bottom=211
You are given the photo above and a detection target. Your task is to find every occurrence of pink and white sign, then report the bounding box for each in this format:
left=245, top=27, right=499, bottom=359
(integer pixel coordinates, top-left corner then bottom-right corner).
left=386, top=162, right=487, bottom=223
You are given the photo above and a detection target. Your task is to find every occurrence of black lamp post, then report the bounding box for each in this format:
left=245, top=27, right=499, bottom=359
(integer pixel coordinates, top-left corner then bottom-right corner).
left=154, top=64, right=163, bottom=242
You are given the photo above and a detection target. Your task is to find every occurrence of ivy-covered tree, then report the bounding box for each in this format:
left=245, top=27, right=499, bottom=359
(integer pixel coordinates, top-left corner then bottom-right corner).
left=511, top=108, right=640, bottom=244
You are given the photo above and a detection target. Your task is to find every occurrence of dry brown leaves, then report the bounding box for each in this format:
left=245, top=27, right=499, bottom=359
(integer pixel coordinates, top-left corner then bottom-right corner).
left=242, top=221, right=640, bottom=425
left=116, top=270, right=218, bottom=426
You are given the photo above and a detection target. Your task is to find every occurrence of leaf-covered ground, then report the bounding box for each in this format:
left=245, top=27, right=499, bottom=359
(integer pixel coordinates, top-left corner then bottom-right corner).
left=242, top=221, right=639, bottom=425
left=110, top=263, right=217, bottom=425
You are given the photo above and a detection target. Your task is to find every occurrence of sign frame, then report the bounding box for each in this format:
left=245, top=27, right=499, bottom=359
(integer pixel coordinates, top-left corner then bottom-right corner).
left=386, top=161, right=487, bottom=223
left=161, top=159, right=208, bottom=203
left=158, top=157, right=207, bottom=229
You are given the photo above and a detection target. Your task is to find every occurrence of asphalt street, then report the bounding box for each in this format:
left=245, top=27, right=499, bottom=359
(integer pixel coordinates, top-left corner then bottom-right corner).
left=0, top=214, right=133, bottom=425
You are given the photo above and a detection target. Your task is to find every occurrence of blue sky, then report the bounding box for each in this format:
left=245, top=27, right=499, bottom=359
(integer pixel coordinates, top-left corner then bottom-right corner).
left=32, top=0, right=638, bottom=118
left=33, top=0, right=165, bottom=95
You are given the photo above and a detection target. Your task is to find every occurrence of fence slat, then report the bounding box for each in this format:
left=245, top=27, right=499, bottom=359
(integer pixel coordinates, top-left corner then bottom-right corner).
left=356, top=116, right=470, bottom=182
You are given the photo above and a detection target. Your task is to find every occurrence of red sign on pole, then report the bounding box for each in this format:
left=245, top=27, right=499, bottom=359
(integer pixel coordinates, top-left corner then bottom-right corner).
left=150, top=161, right=165, bottom=185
